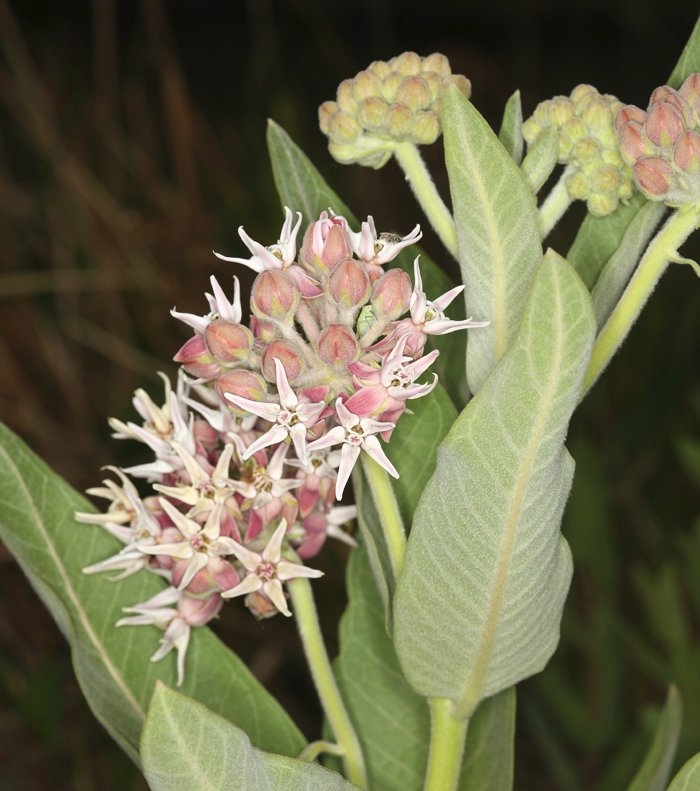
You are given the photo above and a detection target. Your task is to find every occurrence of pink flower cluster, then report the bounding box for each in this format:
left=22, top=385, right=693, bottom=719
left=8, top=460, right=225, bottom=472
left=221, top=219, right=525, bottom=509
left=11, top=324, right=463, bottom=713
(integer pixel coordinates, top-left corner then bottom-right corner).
left=77, top=208, right=486, bottom=683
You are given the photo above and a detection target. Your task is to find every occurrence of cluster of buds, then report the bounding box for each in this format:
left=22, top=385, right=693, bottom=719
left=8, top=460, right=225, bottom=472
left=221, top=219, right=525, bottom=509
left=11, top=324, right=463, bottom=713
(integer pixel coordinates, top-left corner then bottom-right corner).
left=616, top=74, right=700, bottom=206
left=523, top=84, right=635, bottom=216
left=319, top=52, right=471, bottom=168
left=77, top=208, right=487, bottom=683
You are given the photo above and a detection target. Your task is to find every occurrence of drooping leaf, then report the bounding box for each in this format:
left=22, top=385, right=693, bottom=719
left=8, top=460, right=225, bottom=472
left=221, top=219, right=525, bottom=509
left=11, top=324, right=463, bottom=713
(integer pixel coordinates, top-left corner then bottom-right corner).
left=590, top=201, right=667, bottom=326
left=442, top=85, right=542, bottom=394
left=626, top=686, right=683, bottom=791
left=498, top=90, right=524, bottom=165
left=336, top=545, right=516, bottom=791
left=0, top=423, right=304, bottom=762
left=141, top=684, right=358, bottom=791
left=666, top=752, right=700, bottom=791
left=394, top=251, right=595, bottom=718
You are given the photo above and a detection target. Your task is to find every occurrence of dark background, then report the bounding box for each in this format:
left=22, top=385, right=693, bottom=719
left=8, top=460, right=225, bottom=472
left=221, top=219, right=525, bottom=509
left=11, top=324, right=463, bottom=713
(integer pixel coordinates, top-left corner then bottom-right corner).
left=0, top=2, right=698, bottom=789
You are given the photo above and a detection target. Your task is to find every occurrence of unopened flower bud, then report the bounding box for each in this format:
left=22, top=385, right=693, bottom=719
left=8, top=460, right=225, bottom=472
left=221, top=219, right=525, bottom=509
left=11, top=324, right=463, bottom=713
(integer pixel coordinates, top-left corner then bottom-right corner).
left=245, top=590, right=280, bottom=620
left=381, top=71, right=402, bottom=103
left=316, top=324, right=360, bottom=368
left=328, top=111, right=362, bottom=144
left=251, top=269, right=300, bottom=322
left=178, top=592, right=223, bottom=626
left=353, top=69, right=383, bottom=101
left=392, top=51, right=422, bottom=77
left=645, top=102, right=685, bottom=148
left=384, top=104, right=415, bottom=137
left=336, top=79, right=358, bottom=113
left=261, top=340, right=305, bottom=383
left=679, top=73, right=700, bottom=104
left=326, top=258, right=371, bottom=308
left=446, top=73, right=472, bottom=99
left=633, top=156, right=674, bottom=199
left=615, top=104, right=646, bottom=133
left=216, top=369, right=267, bottom=409
left=318, top=101, right=337, bottom=135
left=673, top=130, right=700, bottom=174
left=371, top=268, right=412, bottom=320
left=413, top=111, right=441, bottom=145
left=173, top=335, right=220, bottom=380
left=300, top=216, right=353, bottom=275
left=368, top=59, right=392, bottom=79
left=357, top=97, right=390, bottom=133
left=397, top=76, right=433, bottom=111
left=204, top=320, right=254, bottom=365
left=421, top=52, right=451, bottom=77
left=618, top=120, right=645, bottom=165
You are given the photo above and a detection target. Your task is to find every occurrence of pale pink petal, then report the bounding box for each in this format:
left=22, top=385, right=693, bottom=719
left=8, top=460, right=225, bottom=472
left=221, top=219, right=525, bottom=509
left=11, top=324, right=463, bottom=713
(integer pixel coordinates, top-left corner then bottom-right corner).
left=224, top=393, right=281, bottom=422
left=362, top=435, right=399, bottom=478
left=262, top=519, right=289, bottom=564
left=336, top=444, right=362, bottom=499
left=263, top=579, right=291, bottom=616
left=221, top=573, right=263, bottom=599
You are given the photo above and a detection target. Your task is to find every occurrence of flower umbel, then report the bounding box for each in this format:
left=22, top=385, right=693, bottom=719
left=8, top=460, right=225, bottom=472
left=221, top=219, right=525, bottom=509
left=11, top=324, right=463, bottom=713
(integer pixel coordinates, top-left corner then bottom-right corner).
left=78, top=207, right=488, bottom=682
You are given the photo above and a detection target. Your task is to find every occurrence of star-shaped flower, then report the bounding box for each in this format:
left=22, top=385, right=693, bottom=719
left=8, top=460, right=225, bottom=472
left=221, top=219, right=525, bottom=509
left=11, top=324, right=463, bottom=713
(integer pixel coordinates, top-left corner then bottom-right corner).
left=306, top=398, right=398, bottom=499
left=349, top=216, right=422, bottom=266
left=224, top=358, right=326, bottom=464
left=214, top=207, right=302, bottom=273
left=221, top=519, right=323, bottom=617
left=171, top=275, right=242, bottom=334
left=137, top=499, right=240, bottom=590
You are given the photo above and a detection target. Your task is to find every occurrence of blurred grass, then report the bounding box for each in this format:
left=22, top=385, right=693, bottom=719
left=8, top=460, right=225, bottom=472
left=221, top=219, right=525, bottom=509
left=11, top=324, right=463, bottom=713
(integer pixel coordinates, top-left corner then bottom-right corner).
left=0, top=1, right=698, bottom=789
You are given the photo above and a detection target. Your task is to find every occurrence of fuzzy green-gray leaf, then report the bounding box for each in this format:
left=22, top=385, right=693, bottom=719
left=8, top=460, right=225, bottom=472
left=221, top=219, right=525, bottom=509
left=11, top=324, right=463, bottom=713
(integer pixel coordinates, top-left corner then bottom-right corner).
left=337, top=545, right=516, bottom=791
left=394, top=251, right=595, bottom=718
left=142, top=684, right=358, bottom=791
left=666, top=753, right=700, bottom=791
left=0, top=423, right=304, bottom=762
left=443, top=85, right=542, bottom=394
left=498, top=90, right=524, bottom=164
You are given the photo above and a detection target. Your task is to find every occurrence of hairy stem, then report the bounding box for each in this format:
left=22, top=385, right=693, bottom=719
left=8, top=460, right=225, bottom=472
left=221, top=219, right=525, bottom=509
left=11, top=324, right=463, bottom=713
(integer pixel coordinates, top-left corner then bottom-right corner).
left=361, top=454, right=406, bottom=580
left=538, top=164, right=575, bottom=238
left=288, top=577, right=367, bottom=789
left=582, top=203, right=700, bottom=396
left=424, top=698, right=469, bottom=791
left=393, top=141, right=458, bottom=259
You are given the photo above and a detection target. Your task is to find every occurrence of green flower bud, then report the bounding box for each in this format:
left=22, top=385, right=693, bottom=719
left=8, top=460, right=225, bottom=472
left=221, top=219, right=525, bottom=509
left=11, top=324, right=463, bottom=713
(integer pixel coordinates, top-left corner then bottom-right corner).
left=320, top=51, right=472, bottom=167
left=413, top=111, right=441, bottom=145
left=391, top=51, right=422, bottom=76
left=421, top=52, right=451, bottom=77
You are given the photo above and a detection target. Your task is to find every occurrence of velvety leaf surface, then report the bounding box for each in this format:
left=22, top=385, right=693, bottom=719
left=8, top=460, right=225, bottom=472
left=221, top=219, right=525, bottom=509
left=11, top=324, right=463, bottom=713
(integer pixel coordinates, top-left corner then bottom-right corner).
left=0, top=423, right=304, bottom=762
left=336, top=546, right=516, bottom=791
left=443, top=85, right=542, bottom=394
left=666, top=753, right=700, bottom=791
left=498, top=90, right=524, bottom=165
left=626, top=686, right=682, bottom=791
left=393, top=252, right=595, bottom=717
left=591, top=201, right=666, bottom=327
left=141, top=684, right=358, bottom=791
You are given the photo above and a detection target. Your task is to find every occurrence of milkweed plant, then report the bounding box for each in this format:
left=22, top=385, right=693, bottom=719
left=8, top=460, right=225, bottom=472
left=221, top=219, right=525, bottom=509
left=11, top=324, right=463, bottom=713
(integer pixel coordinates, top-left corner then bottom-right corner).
left=2, top=25, right=700, bottom=791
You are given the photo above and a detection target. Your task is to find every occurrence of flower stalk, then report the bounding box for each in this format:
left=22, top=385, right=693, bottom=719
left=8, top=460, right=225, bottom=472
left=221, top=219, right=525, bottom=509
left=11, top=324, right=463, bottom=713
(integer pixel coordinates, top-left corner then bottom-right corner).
left=393, top=141, right=459, bottom=258
left=582, top=202, right=700, bottom=395
left=287, top=576, right=368, bottom=789
left=423, top=698, right=470, bottom=791
left=361, top=454, right=406, bottom=580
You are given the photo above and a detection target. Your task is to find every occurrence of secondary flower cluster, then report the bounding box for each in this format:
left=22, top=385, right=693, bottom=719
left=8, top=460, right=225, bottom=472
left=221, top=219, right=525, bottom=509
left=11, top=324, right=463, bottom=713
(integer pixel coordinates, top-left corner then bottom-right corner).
left=617, top=73, right=700, bottom=206
left=77, top=208, right=487, bottom=683
left=319, top=51, right=471, bottom=168
left=523, top=84, right=634, bottom=216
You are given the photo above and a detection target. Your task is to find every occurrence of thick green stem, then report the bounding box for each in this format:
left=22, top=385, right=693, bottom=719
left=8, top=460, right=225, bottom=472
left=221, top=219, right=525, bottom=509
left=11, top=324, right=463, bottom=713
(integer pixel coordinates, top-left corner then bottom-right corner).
left=538, top=165, right=575, bottom=238
left=287, top=577, right=367, bottom=789
left=424, top=698, right=469, bottom=791
left=361, top=454, right=406, bottom=580
left=582, top=203, right=700, bottom=396
left=393, top=141, right=459, bottom=259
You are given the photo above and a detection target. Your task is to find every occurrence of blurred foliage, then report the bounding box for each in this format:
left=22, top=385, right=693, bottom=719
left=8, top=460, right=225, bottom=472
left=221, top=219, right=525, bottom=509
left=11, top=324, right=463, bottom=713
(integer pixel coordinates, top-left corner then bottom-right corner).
left=0, top=1, right=698, bottom=789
